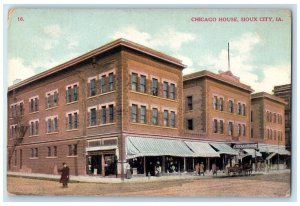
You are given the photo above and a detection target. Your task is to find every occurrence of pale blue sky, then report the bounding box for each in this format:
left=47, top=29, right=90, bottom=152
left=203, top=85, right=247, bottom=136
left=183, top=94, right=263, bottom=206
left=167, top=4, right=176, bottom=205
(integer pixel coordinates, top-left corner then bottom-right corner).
left=7, top=9, right=291, bottom=92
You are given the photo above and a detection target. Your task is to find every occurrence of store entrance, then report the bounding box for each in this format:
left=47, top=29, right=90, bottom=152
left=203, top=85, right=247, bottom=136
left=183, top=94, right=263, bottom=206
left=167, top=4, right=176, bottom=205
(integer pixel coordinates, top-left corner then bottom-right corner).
left=86, top=151, right=117, bottom=177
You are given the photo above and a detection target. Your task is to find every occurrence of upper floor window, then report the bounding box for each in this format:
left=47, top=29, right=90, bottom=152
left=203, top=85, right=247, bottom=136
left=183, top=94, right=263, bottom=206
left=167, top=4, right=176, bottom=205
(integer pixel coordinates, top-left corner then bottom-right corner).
left=68, top=144, right=77, bottom=156
left=187, top=96, right=193, bottom=110
left=213, top=119, right=218, bottom=133
left=10, top=101, right=24, bottom=117
left=170, top=111, right=176, bottom=128
left=89, top=108, right=97, bottom=126
left=163, top=110, right=169, bottom=127
left=131, top=73, right=138, bottom=91
left=29, top=120, right=39, bottom=136
left=163, top=82, right=169, bottom=98
left=270, top=112, right=273, bottom=122
left=228, top=122, right=233, bottom=136
left=274, top=130, right=277, bottom=140
left=89, top=78, right=96, bottom=96
left=242, top=104, right=246, bottom=116
left=140, top=106, right=147, bottom=124
left=152, top=108, right=158, bottom=125
left=237, top=103, right=241, bottom=115
left=237, top=124, right=241, bottom=136
left=152, top=78, right=158, bottom=96
left=170, top=83, right=176, bottom=100
left=273, top=113, right=277, bottom=123
left=131, top=104, right=138, bottom=123
left=213, top=96, right=218, bottom=110
left=243, top=124, right=246, bottom=136
left=101, top=106, right=107, bottom=124
left=251, top=111, right=253, bottom=122
left=109, top=104, right=114, bottom=123
left=46, top=116, right=58, bottom=133
left=187, top=119, right=193, bottom=130
left=251, top=128, right=253, bottom=138
left=67, top=111, right=79, bottom=130
left=140, top=75, right=146, bottom=93
left=219, top=98, right=223, bottom=111
left=228, top=100, right=234, bottom=113
left=29, top=97, right=39, bottom=113
left=100, top=75, right=106, bottom=93
left=108, top=73, right=114, bottom=92
left=46, top=90, right=59, bottom=108
left=31, top=148, right=38, bottom=158
left=220, top=120, right=224, bottom=134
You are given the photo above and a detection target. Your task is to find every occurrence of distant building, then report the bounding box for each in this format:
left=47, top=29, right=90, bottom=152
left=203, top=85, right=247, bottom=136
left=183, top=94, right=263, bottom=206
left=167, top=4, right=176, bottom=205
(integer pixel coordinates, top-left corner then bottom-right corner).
left=273, top=84, right=291, bottom=151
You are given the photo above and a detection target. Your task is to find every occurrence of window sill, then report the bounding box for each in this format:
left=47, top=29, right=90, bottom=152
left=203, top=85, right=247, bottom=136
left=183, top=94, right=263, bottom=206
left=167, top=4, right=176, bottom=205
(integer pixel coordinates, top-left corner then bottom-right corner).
left=46, top=156, right=58, bottom=159
left=185, top=109, right=193, bottom=112
left=67, top=155, right=78, bottom=158
left=29, top=135, right=39, bottom=137
left=46, top=132, right=59, bottom=135
left=45, top=106, right=59, bottom=111
left=29, top=111, right=39, bottom=115
left=87, top=123, right=116, bottom=128
left=29, top=157, right=39, bottom=160
left=130, top=90, right=178, bottom=102
left=87, top=91, right=116, bottom=99
left=66, top=101, right=78, bottom=105
left=66, top=128, right=79, bottom=132
left=131, top=122, right=178, bottom=129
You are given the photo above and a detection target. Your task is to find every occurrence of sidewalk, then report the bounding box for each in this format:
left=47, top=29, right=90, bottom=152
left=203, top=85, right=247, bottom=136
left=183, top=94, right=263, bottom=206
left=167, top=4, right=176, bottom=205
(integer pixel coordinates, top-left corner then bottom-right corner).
left=7, top=169, right=290, bottom=184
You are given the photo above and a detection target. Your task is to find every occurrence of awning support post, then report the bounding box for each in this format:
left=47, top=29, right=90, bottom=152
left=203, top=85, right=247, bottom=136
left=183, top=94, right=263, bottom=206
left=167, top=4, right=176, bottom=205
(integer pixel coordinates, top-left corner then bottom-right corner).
left=184, top=157, right=186, bottom=173
left=162, top=156, right=165, bottom=175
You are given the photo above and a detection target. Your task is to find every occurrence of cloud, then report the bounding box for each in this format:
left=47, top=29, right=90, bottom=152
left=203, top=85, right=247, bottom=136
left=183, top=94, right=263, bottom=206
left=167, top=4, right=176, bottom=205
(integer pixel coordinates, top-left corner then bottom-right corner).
left=43, top=25, right=62, bottom=38
left=174, top=54, right=197, bottom=75
left=112, top=26, right=195, bottom=51
left=197, top=32, right=290, bottom=93
left=8, top=58, right=35, bottom=86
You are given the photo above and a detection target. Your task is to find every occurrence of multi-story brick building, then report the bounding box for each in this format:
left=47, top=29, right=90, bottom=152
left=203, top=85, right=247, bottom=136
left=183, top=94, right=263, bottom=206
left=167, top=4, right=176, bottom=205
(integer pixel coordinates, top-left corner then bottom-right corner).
left=7, top=38, right=186, bottom=177
left=251, top=92, right=289, bottom=169
left=273, top=84, right=291, bottom=151
left=183, top=70, right=254, bottom=170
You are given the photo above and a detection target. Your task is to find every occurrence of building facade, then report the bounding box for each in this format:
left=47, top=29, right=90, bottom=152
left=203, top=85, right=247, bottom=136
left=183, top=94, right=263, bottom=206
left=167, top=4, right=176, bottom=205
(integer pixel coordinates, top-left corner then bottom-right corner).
left=7, top=39, right=185, bottom=177
left=273, top=84, right=291, bottom=151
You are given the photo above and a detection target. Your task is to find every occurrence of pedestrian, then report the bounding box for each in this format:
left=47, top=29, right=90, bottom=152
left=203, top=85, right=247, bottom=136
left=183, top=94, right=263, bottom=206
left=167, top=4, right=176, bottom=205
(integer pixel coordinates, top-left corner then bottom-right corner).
left=195, top=163, right=200, bottom=175
left=58, top=162, right=70, bottom=188
left=211, top=162, right=217, bottom=175
left=199, top=162, right=205, bottom=176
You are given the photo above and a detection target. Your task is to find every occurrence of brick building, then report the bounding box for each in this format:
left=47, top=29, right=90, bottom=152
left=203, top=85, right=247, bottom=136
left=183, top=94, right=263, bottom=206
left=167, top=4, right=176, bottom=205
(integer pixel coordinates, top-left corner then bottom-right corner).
left=7, top=39, right=186, bottom=177
left=251, top=92, right=289, bottom=169
left=183, top=70, right=254, bottom=170
left=273, top=84, right=291, bottom=151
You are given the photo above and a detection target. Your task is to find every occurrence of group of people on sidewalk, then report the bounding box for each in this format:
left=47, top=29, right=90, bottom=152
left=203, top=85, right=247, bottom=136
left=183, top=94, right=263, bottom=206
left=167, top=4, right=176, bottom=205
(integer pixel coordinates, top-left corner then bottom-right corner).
left=194, top=162, right=218, bottom=176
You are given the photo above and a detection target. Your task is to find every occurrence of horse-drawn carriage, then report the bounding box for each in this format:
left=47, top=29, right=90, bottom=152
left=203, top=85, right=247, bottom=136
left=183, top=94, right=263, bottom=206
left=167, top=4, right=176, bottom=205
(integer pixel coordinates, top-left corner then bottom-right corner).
left=226, top=164, right=252, bottom=176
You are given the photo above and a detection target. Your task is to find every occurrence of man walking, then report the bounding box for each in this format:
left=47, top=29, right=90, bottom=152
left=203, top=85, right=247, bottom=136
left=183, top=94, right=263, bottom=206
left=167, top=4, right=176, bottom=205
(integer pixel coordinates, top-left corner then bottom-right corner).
left=59, top=162, right=70, bottom=188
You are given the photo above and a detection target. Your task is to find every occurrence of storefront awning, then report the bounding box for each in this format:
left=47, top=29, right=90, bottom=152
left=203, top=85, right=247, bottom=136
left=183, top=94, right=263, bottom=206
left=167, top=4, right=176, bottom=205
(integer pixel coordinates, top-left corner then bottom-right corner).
left=184, top=141, right=220, bottom=157
left=243, top=149, right=262, bottom=157
left=126, top=136, right=195, bottom=159
left=209, top=143, right=238, bottom=156
left=258, top=144, right=290, bottom=155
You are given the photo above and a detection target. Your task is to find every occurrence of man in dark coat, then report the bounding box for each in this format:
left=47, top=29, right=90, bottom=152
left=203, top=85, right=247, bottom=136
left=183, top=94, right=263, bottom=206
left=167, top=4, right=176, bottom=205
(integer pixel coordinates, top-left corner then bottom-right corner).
left=59, top=163, right=70, bottom=188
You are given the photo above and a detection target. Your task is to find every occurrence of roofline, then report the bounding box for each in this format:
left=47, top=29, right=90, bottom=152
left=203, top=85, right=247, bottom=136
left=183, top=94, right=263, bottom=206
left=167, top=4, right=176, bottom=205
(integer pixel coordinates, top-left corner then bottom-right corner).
left=251, top=92, right=287, bottom=105
left=8, top=38, right=186, bottom=92
left=183, top=70, right=254, bottom=93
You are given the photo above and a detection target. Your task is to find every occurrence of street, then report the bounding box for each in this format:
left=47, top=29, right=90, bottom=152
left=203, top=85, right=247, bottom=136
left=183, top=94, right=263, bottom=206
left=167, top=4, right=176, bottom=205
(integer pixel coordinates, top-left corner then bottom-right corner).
left=6, top=171, right=290, bottom=197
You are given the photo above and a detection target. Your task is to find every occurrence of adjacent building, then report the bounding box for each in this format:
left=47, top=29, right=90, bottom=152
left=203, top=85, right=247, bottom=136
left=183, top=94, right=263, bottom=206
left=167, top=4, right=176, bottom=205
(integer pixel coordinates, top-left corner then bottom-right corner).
left=273, top=84, right=291, bottom=151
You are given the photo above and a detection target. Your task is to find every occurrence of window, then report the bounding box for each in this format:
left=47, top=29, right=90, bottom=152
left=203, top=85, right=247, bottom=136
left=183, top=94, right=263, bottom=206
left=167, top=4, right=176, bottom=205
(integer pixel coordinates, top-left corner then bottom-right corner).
left=251, top=111, right=253, bottom=122
left=48, top=147, right=51, bottom=157
left=73, top=85, right=78, bottom=101
left=90, top=78, right=96, bottom=96
left=140, top=106, right=146, bottom=124
left=219, top=98, right=223, bottom=111
left=140, top=75, right=146, bottom=93
left=243, top=125, right=246, bottom=136
left=68, top=113, right=73, bottom=129
left=68, top=144, right=77, bottom=156
left=187, top=96, right=193, bottom=110
left=170, top=83, right=175, bottom=100
left=238, top=124, right=241, bottom=136
left=74, top=112, right=78, bottom=128
left=20, top=102, right=24, bottom=115
left=54, top=117, right=58, bottom=132
left=90, top=108, right=97, bottom=126
left=152, top=78, right=158, bottom=96
left=163, top=110, right=169, bottom=126
left=163, top=81, right=169, bottom=98
left=54, top=146, right=57, bottom=156
left=29, top=121, right=39, bottom=136
left=67, top=86, right=72, bottom=103
left=242, top=104, right=246, bottom=116
left=101, top=106, right=106, bottom=124
left=170, top=111, right=175, bottom=128
left=213, top=119, right=218, bottom=133
left=237, top=103, right=241, bottom=115
left=30, top=122, right=34, bottom=136
left=152, top=108, right=158, bottom=125
left=30, top=99, right=34, bottom=112
left=54, top=92, right=58, bottom=106
left=220, top=120, right=224, bottom=134
left=270, top=112, right=272, bottom=122
left=251, top=128, right=253, bottom=138
left=270, top=129, right=273, bottom=139
left=274, top=130, right=277, bottom=140
left=47, top=94, right=51, bottom=108
left=131, top=73, right=138, bottom=91
left=109, top=73, right=114, bottom=92
left=228, top=122, right=233, bottom=136
left=213, top=96, right=218, bottom=110
left=187, top=119, right=193, bottom=130
left=47, top=119, right=51, bottom=133
left=101, top=75, right=106, bottom=93
left=109, top=105, right=114, bottom=123
left=273, top=113, right=276, bottom=123
left=35, top=121, right=39, bottom=135
left=228, top=100, right=234, bottom=113
left=267, top=129, right=270, bottom=139
left=131, top=104, right=138, bottom=123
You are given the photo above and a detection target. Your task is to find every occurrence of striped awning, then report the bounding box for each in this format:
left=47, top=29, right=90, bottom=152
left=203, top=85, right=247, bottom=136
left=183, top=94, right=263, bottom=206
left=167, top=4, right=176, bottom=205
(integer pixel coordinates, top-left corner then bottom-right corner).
left=126, top=136, right=195, bottom=159
left=209, top=143, right=238, bottom=156
left=184, top=141, right=220, bottom=157
left=243, top=149, right=262, bottom=157
left=258, top=144, right=290, bottom=155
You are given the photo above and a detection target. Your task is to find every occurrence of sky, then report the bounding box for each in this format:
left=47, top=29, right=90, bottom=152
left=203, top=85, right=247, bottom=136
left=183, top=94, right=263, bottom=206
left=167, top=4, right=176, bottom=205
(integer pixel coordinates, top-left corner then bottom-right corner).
left=7, top=9, right=291, bottom=93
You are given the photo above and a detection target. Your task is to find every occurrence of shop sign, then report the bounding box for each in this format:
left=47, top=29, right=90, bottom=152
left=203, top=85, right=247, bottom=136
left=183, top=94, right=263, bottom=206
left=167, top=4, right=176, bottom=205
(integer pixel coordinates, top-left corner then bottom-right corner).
left=232, top=143, right=258, bottom=149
